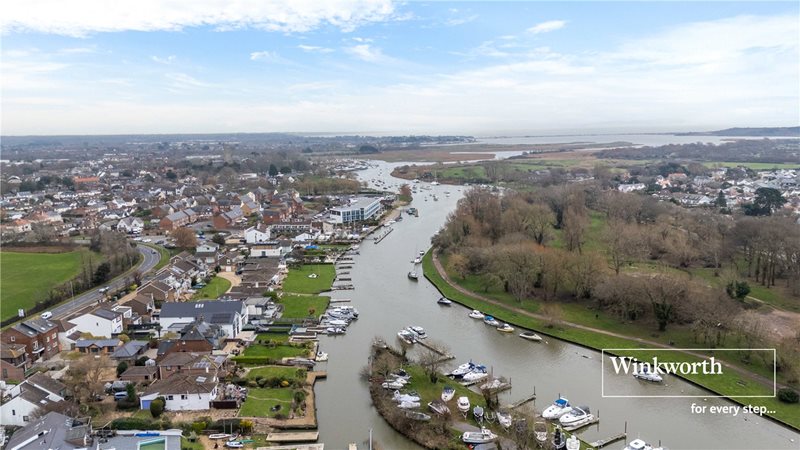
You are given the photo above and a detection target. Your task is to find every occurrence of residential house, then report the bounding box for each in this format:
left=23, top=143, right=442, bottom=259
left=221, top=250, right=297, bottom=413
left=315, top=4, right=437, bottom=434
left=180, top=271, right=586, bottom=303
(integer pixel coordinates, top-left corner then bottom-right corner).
left=117, top=216, right=144, bottom=234
left=1, top=343, right=30, bottom=382
left=3, top=412, right=92, bottom=449
left=139, top=373, right=219, bottom=411
left=158, top=300, right=247, bottom=338
left=0, top=373, right=66, bottom=426
left=617, top=183, right=646, bottom=193
left=69, top=308, right=123, bottom=338
left=1, top=318, right=60, bottom=362
left=244, top=223, right=272, bottom=243
left=74, top=338, right=122, bottom=354
left=138, top=280, right=177, bottom=303
left=250, top=241, right=282, bottom=258
left=160, top=208, right=197, bottom=231
left=119, top=365, right=159, bottom=384
left=212, top=206, right=245, bottom=229
left=112, top=340, right=149, bottom=362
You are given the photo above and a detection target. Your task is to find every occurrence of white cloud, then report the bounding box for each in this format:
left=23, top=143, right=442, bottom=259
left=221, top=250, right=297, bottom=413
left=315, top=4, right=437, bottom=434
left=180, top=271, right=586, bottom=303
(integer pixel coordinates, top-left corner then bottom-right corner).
left=151, top=55, right=176, bottom=64
left=345, top=44, right=386, bottom=62
left=249, top=51, right=279, bottom=61
left=165, top=72, right=214, bottom=89
left=1, top=0, right=399, bottom=36
left=445, top=14, right=478, bottom=27
left=298, top=44, right=334, bottom=53
left=527, top=20, right=566, bottom=34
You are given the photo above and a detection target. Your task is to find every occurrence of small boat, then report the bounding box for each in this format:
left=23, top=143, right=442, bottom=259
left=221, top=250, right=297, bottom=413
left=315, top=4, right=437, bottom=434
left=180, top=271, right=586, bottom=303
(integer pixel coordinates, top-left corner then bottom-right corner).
left=437, top=297, right=452, bottom=306
left=468, top=310, right=485, bottom=319
left=533, top=421, right=548, bottom=445
left=393, top=390, right=421, bottom=403
left=462, top=365, right=488, bottom=383
left=419, top=250, right=425, bottom=256
left=412, top=256, right=422, bottom=264
left=566, top=435, right=581, bottom=450
left=497, top=323, right=515, bottom=333
left=633, top=366, right=664, bottom=383
left=441, top=386, right=456, bottom=401
left=484, top=410, right=496, bottom=423
left=316, top=351, right=328, bottom=362
left=462, top=428, right=498, bottom=444
left=542, top=397, right=572, bottom=419
left=382, top=380, right=405, bottom=390
left=450, top=361, right=475, bottom=378
left=326, top=327, right=345, bottom=335
left=473, top=405, right=484, bottom=422
left=404, top=410, right=432, bottom=421
left=208, top=434, right=232, bottom=440
left=428, top=400, right=450, bottom=415
left=398, top=400, right=421, bottom=409
left=407, top=326, right=427, bottom=339
left=397, top=329, right=417, bottom=345
left=559, top=406, right=594, bottom=427
left=497, top=411, right=513, bottom=429
left=552, top=426, right=567, bottom=450
left=483, top=315, right=501, bottom=327
left=519, top=331, right=543, bottom=342
left=407, top=271, right=419, bottom=281
left=225, top=441, right=244, bottom=448
left=624, top=438, right=667, bottom=450
left=457, top=396, right=470, bottom=414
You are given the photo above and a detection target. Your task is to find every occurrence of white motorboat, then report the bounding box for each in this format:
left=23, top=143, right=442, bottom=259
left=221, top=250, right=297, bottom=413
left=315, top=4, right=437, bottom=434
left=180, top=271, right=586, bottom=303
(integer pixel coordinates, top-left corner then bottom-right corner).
left=624, top=438, right=667, bottom=450
left=468, top=310, right=485, bottom=319
left=566, top=435, right=581, bottom=450
left=497, top=411, right=513, bottom=429
left=473, top=405, right=484, bottom=422
left=520, top=331, right=543, bottom=342
left=441, top=386, right=455, bottom=402
left=559, top=406, right=594, bottom=427
left=483, top=315, right=501, bottom=327
left=633, top=367, right=664, bottom=383
left=225, top=441, right=244, bottom=448
left=456, top=396, right=470, bottom=414
left=208, top=434, right=232, bottom=440
left=497, top=323, right=515, bottom=333
left=382, top=380, right=405, bottom=390
left=397, top=329, right=416, bottom=345
left=316, top=351, right=328, bottom=362
left=407, top=326, right=427, bottom=339
left=428, top=400, right=450, bottom=415
left=393, top=390, right=421, bottom=403
left=461, top=428, right=498, bottom=444
left=437, top=297, right=452, bottom=306
left=407, top=270, right=419, bottom=281
left=462, top=365, right=488, bottom=383
left=450, top=361, right=475, bottom=378
left=542, top=397, right=573, bottom=419
left=412, top=256, right=422, bottom=264
left=398, top=400, right=421, bottom=409
left=326, top=327, right=345, bottom=335
left=325, top=318, right=349, bottom=327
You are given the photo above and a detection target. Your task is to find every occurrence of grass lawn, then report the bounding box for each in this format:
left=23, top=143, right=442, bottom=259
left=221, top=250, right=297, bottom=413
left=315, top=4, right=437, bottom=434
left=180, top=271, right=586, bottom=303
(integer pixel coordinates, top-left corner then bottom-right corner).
left=691, top=267, right=800, bottom=312
left=180, top=438, right=204, bottom=450
left=238, top=387, right=296, bottom=418
left=241, top=343, right=310, bottom=360
left=0, top=249, right=98, bottom=321
left=279, top=294, right=330, bottom=319
left=256, top=333, right=291, bottom=344
left=192, top=275, right=231, bottom=300
left=423, top=251, right=800, bottom=429
left=246, top=366, right=307, bottom=383
left=282, top=264, right=336, bottom=294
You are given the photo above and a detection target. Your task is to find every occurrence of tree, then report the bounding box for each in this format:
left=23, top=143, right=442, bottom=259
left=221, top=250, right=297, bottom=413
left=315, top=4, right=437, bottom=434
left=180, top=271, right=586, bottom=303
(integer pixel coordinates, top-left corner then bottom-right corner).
left=150, top=397, right=165, bottom=418
left=212, top=233, right=226, bottom=246
left=752, top=187, right=786, bottom=215
left=173, top=227, right=197, bottom=249
left=117, top=361, right=129, bottom=377
left=642, top=275, right=688, bottom=331
left=416, top=340, right=451, bottom=383
left=447, top=253, right=469, bottom=279
left=715, top=190, right=727, bottom=208
left=604, top=220, right=645, bottom=275
left=64, top=355, right=111, bottom=403
left=118, top=333, right=131, bottom=343
left=726, top=281, right=750, bottom=300
left=269, top=164, right=279, bottom=176
left=126, top=382, right=137, bottom=402
left=165, top=170, right=177, bottom=180
left=93, top=262, right=111, bottom=284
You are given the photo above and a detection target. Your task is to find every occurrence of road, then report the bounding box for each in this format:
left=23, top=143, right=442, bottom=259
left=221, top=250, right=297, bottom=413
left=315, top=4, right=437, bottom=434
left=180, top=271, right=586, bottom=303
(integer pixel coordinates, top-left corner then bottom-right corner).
left=46, top=244, right=161, bottom=321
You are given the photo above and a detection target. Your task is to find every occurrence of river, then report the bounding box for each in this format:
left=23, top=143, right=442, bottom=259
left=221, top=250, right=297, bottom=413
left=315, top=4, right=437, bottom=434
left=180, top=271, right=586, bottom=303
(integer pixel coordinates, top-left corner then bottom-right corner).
left=313, top=161, right=799, bottom=450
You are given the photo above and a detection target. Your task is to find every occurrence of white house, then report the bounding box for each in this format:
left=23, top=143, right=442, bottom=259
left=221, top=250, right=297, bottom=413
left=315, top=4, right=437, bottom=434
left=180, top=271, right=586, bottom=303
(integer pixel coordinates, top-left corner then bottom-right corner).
left=244, top=224, right=272, bottom=243
left=618, top=183, right=646, bottom=193
left=250, top=242, right=282, bottom=258
left=117, top=216, right=144, bottom=234
left=139, top=374, right=218, bottom=411
left=69, top=308, right=123, bottom=338
left=0, top=373, right=65, bottom=426
left=159, top=301, right=247, bottom=338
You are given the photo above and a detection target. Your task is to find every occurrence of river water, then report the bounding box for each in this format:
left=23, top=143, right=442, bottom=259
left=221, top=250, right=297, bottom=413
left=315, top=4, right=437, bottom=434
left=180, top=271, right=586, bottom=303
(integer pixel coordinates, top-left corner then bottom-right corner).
left=313, top=161, right=799, bottom=450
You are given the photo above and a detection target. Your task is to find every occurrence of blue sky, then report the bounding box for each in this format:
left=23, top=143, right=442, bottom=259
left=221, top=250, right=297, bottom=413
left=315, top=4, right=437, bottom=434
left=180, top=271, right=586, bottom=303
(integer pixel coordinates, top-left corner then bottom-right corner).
left=2, top=1, right=798, bottom=135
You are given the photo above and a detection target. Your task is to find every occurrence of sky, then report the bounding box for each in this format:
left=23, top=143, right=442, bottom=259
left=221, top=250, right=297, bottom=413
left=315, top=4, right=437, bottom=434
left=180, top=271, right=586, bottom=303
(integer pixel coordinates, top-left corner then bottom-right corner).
left=1, top=1, right=799, bottom=136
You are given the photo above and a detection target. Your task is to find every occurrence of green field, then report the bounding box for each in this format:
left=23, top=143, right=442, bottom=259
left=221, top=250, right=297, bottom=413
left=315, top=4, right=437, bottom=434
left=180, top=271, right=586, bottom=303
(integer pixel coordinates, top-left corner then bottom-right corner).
left=279, top=294, right=330, bottom=319
left=282, top=264, right=336, bottom=294
left=192, top=275, right=231, bottom=300
left=0, top=250, right=96, bottom=321
left=240, top=343, right=310, bottom=360
left=247, top=366, right=306, bottom=383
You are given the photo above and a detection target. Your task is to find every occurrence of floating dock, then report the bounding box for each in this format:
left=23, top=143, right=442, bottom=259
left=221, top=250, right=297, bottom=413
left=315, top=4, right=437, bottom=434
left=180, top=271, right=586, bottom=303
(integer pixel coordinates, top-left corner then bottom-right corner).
left=588, top=433, right=627, bottom=448
left=266, top=431, right=320, bottom=443
left=415, top=339, right=455, bottom=361
left=373, top=227, right=393, bottom=244
left=508, top=391, right=537, bottom=409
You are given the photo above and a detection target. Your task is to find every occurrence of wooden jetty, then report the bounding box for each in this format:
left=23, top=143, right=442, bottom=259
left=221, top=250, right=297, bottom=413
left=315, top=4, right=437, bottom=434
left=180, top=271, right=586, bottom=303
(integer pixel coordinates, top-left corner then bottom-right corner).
left=332, top=284, right=354, bottom=290
left=336, top=277, right=352, bottom=281
left=508, top=391, right=537, bottom=409
left=589, top=433, right=627, bottom=448
left=415, top=339, right=455, bottom=360
left=266, top=431, right=320, bottom=443
left=373, top=227, right=394, bottom=244
left=337, top=265, right=352, bottom=269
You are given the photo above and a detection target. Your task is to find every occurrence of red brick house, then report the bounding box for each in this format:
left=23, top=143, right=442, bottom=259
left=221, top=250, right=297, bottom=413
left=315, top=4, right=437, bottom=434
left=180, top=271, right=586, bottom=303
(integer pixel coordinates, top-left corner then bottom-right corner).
left=1, top=319, right=60, bottom=363
left=0, top=344, right=30, bottom=382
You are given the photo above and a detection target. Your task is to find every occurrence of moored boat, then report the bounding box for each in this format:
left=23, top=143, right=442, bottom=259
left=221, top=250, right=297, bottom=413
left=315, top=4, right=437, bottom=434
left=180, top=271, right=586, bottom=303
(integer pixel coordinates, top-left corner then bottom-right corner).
left=437, top=297, right=452, bottom=305
left=559, top=406, right=593, bottom=427
left=208, top=434, right=232, bottom=440
left=542, top=397, right=572, bottom=419
left=441, top=386, right=456, bottom=402
left=534, top=421, right=548, bottom=444
left=552, top=426, right=566, bottom=450
left=397, top=329, right=417, bottom=345
left=624, top=438, right=667, bottom=450
left=225, top=441, right=244, bottom=448
left=450, top=361, right=475, bottom=378
left=398, top=400, right=421, bottom=409
left=519, top=331, right=543, bottom=342
left=393, top=390, right=421, bottom=403
left=407, top=326, right=427, bottom=339
left=457, top=396, right=470, bottom=414
left=316, top=351, right=328, bottom=362
left=407, top=270, right=419, bottom=280
left=633, top=367, right=664, bottom=383
left=461, top=428, right=498, bottom=444
left=497, top=323, right=515, bottom=333
left=468, top=309, right=485, bottom=319
left=404, top=410, right=432, bottom=421
left=462, top=365, right=488, bottom=383
left=483, top=315, right=501, bottom=327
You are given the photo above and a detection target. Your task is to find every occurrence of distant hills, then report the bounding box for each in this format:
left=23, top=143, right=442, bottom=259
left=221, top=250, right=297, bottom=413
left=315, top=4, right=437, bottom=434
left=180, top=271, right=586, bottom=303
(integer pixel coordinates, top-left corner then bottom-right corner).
left=675, top=126, right=800, bottom=137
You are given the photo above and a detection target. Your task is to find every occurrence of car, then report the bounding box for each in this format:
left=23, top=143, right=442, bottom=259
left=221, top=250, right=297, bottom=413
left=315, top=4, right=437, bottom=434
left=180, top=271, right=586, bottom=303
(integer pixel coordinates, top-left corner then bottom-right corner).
left=113, top=391, right=129, bottom=401
left=40, top=311, right=53, bottom=320
left=98, top=287, right=110, bottom=293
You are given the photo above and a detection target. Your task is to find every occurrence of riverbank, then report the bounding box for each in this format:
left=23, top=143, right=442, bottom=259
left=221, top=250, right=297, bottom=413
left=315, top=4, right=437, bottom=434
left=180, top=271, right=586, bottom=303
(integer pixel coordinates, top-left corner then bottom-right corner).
left=423, top=249, right=800, bottom=431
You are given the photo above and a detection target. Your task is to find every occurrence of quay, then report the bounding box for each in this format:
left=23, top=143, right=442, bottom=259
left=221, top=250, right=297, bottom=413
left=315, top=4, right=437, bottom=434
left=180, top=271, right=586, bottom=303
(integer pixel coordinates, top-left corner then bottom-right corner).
left=415, top=339, right=455, bottom=360
left=589, top=433, right=628, bottom=448
left=265, top=431, right=320, bottom=443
